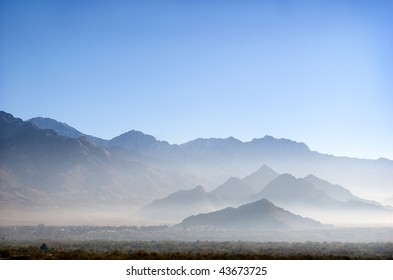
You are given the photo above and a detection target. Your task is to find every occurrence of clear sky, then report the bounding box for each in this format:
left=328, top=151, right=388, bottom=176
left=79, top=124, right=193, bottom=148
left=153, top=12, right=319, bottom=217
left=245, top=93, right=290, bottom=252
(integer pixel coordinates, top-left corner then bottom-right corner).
left=1, top=0, right=392, bottom=159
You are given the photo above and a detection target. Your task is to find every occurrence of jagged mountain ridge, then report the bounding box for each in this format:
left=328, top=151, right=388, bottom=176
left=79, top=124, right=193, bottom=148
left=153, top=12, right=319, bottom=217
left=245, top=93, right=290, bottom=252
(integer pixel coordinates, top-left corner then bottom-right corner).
left=28, top=117, right=107, bottom=146
left=23, top=111, right=393, bottom=200
left=28, top=117, right=85, bottom=139
left=0, top=111, right=197, bottom=210
left=28, top=116, right=188, bottom=162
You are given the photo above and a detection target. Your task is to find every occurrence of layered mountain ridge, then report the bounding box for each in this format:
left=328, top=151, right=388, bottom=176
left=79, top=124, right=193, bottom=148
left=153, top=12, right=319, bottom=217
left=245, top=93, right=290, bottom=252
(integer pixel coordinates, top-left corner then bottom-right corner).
left=139, top=165, right=393, bottom=226
left=1, top=110, right=392, bottom=226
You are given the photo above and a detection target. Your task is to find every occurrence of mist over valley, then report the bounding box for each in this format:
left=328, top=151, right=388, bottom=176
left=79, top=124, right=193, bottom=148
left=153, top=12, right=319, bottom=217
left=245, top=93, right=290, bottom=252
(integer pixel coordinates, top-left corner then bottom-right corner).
left=1, top=111, right=393, bottom=242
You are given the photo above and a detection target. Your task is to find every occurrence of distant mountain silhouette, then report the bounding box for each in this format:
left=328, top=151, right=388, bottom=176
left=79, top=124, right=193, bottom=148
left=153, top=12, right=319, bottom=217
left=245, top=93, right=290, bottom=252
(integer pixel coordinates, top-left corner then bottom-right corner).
left=249, top=173, right=392, bottom=225
left=242, top=164, right=279, bottom=192
left=108, top=130, right=173, bottom=155
left=256, top=174, right=339, bottom=208
left=303, top=174, right=360, bottom=202
left=180, top=137, right=243, bottom=159
left=255, top=174, right=389, bottom=211
left=139, top=185, right=226, bottom=222
left=139, top=164, right=279, bottom=222
left=211, top=177, right=254, bottom=201
left=180, top=135, right=393, bottom=199
left=178, top=199, right=324, bottom=230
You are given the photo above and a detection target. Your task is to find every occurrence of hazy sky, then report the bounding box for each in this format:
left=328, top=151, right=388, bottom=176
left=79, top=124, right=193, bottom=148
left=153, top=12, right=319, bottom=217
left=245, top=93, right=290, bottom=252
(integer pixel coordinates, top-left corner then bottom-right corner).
left=1, top=0, right=392, bottom=159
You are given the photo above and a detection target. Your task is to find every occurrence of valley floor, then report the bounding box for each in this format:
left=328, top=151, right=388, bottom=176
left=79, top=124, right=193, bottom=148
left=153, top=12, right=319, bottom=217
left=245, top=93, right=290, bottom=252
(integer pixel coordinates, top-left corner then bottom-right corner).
left=1, top=225, right=393, bottom=242
left=1, top=239, right=392, bottom=260
left=0, top=226, right=393, bottom=260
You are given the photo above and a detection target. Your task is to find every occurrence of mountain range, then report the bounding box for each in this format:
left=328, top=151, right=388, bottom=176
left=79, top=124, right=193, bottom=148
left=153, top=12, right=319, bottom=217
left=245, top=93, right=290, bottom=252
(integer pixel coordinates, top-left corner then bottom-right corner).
left=0, top=112, right=196, bottom=210
left=27, top=112, right=393, bottom=200
left=1, top=110, right=392, bottom=226
left=139, top=165, right=392, bottom=226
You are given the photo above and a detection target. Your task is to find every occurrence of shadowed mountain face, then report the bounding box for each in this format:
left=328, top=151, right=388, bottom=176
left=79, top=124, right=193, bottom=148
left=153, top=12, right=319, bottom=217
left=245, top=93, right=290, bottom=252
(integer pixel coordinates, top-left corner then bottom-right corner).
left=178, top=199, right=324, bottom=231
left=0, top=112, right=26, bottom=139
left=0, top=112, right=197, bottom=212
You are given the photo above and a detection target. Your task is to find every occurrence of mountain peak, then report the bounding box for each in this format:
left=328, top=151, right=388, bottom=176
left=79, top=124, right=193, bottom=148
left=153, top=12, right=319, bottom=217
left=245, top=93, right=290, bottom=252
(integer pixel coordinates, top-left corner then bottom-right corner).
left=242, top=164, right=279, bottom=192
left=277, top=173, right=296, bottom=181
left=29, top=117, right=73, bottom=129
left=256, top=164, right=276, bottom=173
left=250, top=136, right=310, bottom=153
left=0, top=111, right=18, bottom=121
left=28, top=117, right=84, bottom=139
left=0, top=111, right=32, bottom=140
left=191, top=185, right=206, bottom=193
left=108, top=129, right=169, bottom=153
left=304, top=174, right=318, bottom=180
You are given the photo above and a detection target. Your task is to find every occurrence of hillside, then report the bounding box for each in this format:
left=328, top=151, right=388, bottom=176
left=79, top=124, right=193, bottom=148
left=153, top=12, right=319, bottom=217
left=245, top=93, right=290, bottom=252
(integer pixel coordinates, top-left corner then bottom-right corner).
left=179, top=199, right=324, bottom=230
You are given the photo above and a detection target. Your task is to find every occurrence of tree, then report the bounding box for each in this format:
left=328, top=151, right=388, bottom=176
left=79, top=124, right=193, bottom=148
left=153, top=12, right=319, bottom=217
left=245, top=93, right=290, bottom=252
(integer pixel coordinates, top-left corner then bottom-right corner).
left=40, top=243, right=48, bottom=253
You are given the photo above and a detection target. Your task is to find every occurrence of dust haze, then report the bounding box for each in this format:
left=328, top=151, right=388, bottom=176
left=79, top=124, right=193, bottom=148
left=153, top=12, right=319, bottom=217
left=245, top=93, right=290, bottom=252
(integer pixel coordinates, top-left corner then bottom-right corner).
left=1, top=111, right=393, bottom=243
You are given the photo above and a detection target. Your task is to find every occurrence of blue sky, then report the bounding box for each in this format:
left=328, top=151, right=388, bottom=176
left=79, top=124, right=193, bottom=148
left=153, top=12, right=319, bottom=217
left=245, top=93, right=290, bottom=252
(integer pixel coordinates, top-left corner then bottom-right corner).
left=1, top=0, right=392, bottom=159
